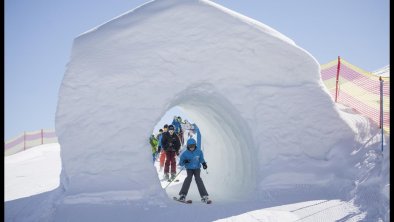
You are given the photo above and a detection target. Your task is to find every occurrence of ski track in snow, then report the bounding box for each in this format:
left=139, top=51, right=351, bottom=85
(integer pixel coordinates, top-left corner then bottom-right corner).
left=214, top=200, right=366, bottom=222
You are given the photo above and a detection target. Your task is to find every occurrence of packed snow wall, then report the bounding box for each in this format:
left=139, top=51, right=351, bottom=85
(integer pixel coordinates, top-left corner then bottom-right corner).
left=56, top=0, right=354, bottom=204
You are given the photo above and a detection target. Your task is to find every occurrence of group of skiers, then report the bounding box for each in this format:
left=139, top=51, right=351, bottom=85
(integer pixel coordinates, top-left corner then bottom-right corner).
left=149, top=116, right=211, bottom=203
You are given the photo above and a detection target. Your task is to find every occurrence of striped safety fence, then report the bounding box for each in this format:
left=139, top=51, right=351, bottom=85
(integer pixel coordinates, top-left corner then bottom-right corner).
left=321, top=57, right=390, bottom=134
left=4, top=129, right=58, bottom=156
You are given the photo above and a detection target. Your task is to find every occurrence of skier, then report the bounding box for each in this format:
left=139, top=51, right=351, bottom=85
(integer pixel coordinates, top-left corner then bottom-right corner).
left=171, top=116, right=182, bottom=134
left=172, top=116, right=184, bottom=145
left=177, top=138, right=211, bottom=203
left=158, top=125, right=168, bottom=171
left=161, top=124, right=181, bottom=181
left=181, top=119, right=193, bottom=131
left=149, top=134, right=158, bottom=164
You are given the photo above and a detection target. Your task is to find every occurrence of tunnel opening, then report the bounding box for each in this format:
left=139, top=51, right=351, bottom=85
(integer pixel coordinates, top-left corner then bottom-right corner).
left=152, top=89, right=258, bottom=202
left=151, top=106, right=198, bottom=194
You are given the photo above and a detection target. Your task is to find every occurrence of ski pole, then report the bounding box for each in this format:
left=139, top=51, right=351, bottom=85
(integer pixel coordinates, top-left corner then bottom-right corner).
left=153, top=151, right=160, bottom=162
left=164, top=166, right=185, bottom=189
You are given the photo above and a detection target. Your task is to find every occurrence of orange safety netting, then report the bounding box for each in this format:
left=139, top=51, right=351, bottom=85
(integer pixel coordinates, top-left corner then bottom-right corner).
left=321, top=57, right=390, bottom=134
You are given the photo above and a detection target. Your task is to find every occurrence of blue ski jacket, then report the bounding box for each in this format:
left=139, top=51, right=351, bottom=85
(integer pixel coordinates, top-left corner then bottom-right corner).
left=172, top=119, right=182, bottom=134
left=179, top=148, right=206, bottom=170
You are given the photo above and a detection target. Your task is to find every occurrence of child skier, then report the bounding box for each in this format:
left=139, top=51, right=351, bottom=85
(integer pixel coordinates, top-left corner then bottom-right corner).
left=177, top=138, right=211, bottom=203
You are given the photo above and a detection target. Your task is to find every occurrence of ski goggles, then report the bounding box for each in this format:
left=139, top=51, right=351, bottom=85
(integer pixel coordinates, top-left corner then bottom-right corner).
left=187, top=144, right=196, bottom=149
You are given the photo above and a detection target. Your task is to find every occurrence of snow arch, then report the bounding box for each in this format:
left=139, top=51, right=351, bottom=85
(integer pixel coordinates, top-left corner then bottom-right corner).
left=55, top=0, right=353, bottom=206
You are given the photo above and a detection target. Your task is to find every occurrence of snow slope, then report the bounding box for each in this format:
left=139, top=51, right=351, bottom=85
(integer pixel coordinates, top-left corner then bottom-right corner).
left=5, top=0, right=389, bottom=221
left=4, top=143, right=61, bottom=201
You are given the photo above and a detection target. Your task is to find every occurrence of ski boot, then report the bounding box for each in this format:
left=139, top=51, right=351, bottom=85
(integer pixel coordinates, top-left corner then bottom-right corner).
left=201, top=195, right=212, bottom=204
left=179, top=194, right=186, bottom=202
left=170, top=173, right=176, bottom=181
left=163, top=173, right=169, bottom=180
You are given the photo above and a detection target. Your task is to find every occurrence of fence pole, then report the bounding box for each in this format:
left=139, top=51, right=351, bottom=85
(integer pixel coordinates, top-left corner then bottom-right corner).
left=24, top=131, right=26, bottom=151
left=335, top=56, right=341, bottom=102
left=379, top=76, right=384, bottom=152
left=41, top=129, right=44, bottom=144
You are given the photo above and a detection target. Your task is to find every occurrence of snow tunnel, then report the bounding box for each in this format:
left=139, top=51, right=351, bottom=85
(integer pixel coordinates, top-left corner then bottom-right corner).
left=155, top=88, right=258, bottom=202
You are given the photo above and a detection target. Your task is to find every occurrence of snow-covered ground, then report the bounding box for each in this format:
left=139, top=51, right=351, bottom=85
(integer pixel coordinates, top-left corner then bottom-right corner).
left=5, top=104, right=390, bottom=221
left=4, top=144, right=61, bottom=201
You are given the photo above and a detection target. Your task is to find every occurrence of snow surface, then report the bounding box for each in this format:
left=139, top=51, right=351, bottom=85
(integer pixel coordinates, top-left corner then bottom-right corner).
left=4, top=144, right=61, bottom=201
left=5, top=0, right=389, bottom=221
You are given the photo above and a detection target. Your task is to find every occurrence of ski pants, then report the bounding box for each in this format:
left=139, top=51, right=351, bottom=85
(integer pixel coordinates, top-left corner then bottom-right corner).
left=179, top=169, right=208, bottom=197
left=159, top=150, right=166, bottom=168
left=164, top=151, right=176, bottom=174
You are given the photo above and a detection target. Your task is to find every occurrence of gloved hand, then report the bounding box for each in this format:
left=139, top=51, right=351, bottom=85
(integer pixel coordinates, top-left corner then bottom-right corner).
left=202, top=162, right=207, bottom=170
left=183, top=159, right=190, bottom=164
left=176, top=151, right=180, bottom=156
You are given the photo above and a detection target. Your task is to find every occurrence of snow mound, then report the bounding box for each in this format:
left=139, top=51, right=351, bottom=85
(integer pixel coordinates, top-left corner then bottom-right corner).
left=55, top=0, right=354, bottom=203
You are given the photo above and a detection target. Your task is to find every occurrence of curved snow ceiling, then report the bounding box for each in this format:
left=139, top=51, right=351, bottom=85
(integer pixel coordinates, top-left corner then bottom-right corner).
left=165, top=87, right=258, bottom=201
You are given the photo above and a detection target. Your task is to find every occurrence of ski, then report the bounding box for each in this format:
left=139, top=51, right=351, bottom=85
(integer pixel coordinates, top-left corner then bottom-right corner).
left=167, top=179, right=179, bottom=182
left=173, top=197, right=192, bottom=204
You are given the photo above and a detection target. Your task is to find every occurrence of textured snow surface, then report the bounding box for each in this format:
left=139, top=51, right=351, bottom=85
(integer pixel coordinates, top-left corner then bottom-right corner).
left=56, top=0, right=352, bottom=201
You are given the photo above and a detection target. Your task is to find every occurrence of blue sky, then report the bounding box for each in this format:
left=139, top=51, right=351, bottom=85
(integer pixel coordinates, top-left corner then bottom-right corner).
left=4, top=0, right=389, bottom=141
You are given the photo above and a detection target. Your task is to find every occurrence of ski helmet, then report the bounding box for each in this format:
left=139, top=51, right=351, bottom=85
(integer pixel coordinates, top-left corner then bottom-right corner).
left=168, top=125, right=175, bottom=131
left=187, top=138, right=197, bottom=146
